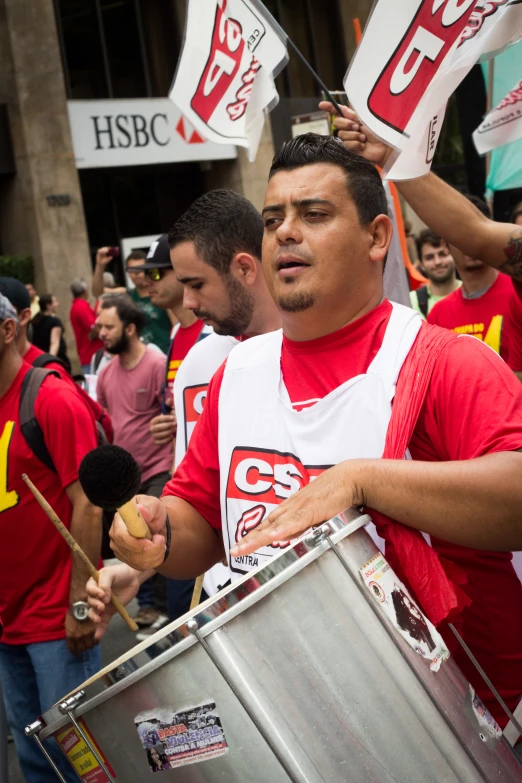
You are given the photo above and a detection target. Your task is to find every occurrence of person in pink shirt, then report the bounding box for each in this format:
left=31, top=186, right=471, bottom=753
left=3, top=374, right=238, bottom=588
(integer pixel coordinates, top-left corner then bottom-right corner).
left=96, top=294, right=172, bottom=628
left=69, top=279, right=103, bottom=373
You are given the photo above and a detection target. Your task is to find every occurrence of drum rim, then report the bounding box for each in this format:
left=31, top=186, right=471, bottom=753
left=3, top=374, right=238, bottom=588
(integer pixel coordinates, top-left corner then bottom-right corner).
left=40, top=513, right=370, bottom=737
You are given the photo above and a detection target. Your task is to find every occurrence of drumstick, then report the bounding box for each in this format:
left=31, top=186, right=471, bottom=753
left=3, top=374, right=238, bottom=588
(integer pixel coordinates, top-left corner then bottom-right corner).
left=190, top=574, right=205, bottom=611
left=78, top=445, right=151, bottom=540
left=22, top=474, right=138, bottom=632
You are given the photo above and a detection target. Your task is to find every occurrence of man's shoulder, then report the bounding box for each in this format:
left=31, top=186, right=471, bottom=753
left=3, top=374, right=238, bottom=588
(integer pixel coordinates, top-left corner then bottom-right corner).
left=225, top=330, right=282, bottom=373
left=176, top=334, right=237, bottom=389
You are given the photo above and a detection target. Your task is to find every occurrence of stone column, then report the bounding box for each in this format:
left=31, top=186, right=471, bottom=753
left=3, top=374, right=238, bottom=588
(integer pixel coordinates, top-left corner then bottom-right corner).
left=0, top=0, right=93, bottom=368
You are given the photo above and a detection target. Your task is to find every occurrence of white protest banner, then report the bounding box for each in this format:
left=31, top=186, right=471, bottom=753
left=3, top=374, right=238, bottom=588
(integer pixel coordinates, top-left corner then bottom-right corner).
left=345, top=0, right=522, bottom=180
left=473, top=78, right=522, bottom=154
left=170, top=0, right=288, bottom=161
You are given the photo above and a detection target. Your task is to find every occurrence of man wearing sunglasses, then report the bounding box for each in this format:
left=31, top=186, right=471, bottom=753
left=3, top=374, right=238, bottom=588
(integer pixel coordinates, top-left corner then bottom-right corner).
left=134, top=235, right=213, bottom=420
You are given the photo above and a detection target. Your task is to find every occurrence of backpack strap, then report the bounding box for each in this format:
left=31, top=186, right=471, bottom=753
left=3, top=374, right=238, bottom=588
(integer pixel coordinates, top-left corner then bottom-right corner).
left=32, top=353, right=70, bottom=374
left=19, top=368, right=60, bottom=472
left=416, top=285, right=430, bottom=318
left=93, top=348, right=105, bottom=373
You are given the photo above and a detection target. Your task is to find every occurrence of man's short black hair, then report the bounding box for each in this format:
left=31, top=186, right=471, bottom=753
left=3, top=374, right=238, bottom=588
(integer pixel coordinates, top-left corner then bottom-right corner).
left=168, top=190, right=263, bottom=276
left=100, top=294, right=145, bottom=336
left=126, top=250, right=147, bottom=264
left=268, top=133, right=389, bottom=225
left=416, top=229, right=445, bottom=259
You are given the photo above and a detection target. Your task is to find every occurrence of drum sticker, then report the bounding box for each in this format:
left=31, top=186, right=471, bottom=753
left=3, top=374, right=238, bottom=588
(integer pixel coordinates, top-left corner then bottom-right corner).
left=55, top=719, right=116, bottom=782
left=360, top=553, right=450, bottom=672
left=469, top=685, right=502, bottom=741
left=135, top=700, right=228, bottom=771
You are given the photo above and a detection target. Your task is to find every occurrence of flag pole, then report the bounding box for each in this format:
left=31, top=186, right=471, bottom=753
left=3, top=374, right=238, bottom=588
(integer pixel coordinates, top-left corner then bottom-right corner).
left=286, top=39, right=343, bottom=116
left=248, top=0, right=343, bottom=116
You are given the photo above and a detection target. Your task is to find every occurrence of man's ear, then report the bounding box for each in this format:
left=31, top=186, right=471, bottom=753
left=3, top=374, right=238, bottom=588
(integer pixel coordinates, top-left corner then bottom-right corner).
left=18, top=307, right=32, bottom=329
left=230, top=252, right=258, bottom=285
left=368, top=214, right=393, bottom=264
left=1, top=318, right=18, bottom=345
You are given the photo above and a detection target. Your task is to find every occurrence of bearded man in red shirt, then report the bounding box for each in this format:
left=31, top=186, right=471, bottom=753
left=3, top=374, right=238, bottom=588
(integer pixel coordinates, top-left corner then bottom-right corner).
left=101, top=135, right=522, bottom=730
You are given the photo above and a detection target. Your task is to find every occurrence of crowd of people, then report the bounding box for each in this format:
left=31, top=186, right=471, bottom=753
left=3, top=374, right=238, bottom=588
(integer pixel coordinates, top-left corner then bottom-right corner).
left=1, top=113, right=522, bottom=780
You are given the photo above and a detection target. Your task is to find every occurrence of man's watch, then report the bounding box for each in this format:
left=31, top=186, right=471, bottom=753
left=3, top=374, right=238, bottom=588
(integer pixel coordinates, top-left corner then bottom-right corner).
left=70, top=601, right=90, bottom=622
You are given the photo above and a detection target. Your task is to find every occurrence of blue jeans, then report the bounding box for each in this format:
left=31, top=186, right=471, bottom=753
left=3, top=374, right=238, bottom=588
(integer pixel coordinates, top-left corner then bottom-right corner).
left=0, top=639, right=101, bottom=782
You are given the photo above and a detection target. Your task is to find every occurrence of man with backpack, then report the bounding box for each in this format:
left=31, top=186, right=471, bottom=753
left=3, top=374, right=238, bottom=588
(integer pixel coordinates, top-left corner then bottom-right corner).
left=0, top=293, right=102, bottom=782
left=409, top=230, right=461, bottom=319
left=0, top=277, right=113, bottom=443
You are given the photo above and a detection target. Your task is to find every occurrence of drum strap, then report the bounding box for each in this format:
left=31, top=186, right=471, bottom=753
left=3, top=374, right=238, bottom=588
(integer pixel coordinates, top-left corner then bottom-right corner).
left=368, top=323, right=471, bottom=627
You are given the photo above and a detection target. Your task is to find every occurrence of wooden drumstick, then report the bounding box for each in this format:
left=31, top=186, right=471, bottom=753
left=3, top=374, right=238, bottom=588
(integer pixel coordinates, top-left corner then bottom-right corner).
left=190, top=574, right=205, bottom=611
left=78, top=445, right=152, bottom=540
left=22, top=474, right=138, bottom=632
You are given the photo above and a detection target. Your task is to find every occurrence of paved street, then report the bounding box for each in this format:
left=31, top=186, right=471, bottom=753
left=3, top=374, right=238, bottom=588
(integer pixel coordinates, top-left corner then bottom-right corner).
left=6, top=598, right=139, bottom=783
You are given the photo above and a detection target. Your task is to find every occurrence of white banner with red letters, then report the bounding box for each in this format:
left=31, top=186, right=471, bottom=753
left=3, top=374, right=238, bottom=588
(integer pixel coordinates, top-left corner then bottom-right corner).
left=473, top=77, right=522, bottom=154
left=170, top=0, right=288, bottom=161
left=345, top=0, right=522, bottom=180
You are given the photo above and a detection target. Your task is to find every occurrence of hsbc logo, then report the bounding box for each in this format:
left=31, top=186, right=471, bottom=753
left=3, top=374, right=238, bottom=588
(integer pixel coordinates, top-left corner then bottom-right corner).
left=368, top=0, right=479, bottom=134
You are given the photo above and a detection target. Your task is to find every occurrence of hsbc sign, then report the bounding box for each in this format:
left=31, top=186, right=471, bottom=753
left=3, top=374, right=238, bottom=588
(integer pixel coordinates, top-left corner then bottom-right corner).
left=67, top=98, right=236, bottom=169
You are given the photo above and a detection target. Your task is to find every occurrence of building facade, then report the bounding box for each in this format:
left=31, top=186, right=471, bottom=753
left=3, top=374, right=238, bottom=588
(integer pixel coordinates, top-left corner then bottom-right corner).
left=0, top=0, right=366, bottom=364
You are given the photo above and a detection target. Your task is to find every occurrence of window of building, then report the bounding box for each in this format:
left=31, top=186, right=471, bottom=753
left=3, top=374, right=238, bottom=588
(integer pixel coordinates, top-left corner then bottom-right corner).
left=54, top=0, right=179, bottom=99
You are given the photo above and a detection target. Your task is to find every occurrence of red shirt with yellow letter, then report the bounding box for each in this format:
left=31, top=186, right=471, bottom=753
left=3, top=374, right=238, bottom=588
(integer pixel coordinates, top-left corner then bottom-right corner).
left=427, top=274, right=513, bottom=360
left=0, top=363, right=98, bottom=644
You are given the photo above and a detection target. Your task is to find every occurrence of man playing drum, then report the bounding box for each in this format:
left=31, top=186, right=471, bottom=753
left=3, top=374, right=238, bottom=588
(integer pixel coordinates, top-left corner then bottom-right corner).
left=94, top=135, right=522, bottom=727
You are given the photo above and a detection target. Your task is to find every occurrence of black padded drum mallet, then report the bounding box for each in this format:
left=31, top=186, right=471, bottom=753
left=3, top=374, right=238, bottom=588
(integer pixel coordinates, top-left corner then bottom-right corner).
left=79, top=445, right=152, bottom=540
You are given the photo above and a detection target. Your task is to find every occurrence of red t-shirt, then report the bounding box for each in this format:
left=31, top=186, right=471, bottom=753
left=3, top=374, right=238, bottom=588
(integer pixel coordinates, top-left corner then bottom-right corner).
left=427, top=273, right=514, bottom=362
left=24, top=343, right=72, bottom=382
left=164, top=300, right=522, bottom=724
left=70, top=298, right=103, bottom=365
left=504, top=279, right=522, bottom=372
left=0, top=363, right=98, bottom=644
left=166, top=321, right=205, bottom=393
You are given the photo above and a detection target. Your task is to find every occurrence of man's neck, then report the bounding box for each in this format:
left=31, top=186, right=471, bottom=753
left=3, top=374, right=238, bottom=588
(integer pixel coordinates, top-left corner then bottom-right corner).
left=428, top=276, right=460, bottom=298
left=0, top=350, right=22, bottom=399
left=461, top=266, right=498, bottom=296
left=169, top=302, right=197, bottom=329
left=119, top=338, right=146, bottom=370
left=135, top=284, right=150, bottom=298
left=245, top=288, right=281, bottom=338
left=17, top=333, right=31, bottom=358
left=281, top=289, right=383, bottom=342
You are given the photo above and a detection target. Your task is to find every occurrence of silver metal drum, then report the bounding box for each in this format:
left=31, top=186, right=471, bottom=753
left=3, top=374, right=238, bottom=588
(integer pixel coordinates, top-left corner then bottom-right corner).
left=37, top=511, right=521, bottom=782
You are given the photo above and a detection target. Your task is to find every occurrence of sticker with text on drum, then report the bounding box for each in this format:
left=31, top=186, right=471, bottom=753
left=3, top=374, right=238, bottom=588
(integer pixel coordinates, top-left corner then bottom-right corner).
left=135, top=701, right=228, bottom=771
left=360, top=553, right=450, bottom=672
left=55, top=719, right=116, bottom=782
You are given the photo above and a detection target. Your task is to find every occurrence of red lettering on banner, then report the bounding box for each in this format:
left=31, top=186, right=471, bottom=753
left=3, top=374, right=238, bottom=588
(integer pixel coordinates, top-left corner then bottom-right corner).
left=191, top=0, right=245, bottom=124
left=227, top=57, right=261, bottom=121
left=368, top=0, right=479, bottom=134
left=226, top=447, right=331, bottom=505
left=497, top=81, right=522, bottom=111
left=458, top=0, right=508, bottom=46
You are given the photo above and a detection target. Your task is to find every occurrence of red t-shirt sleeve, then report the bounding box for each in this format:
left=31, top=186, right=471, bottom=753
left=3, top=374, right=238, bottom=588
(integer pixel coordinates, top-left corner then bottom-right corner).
left=409, top=335, right=522, bottom=462
left=75, top=300, right=96, bottom=331
left=34, top=378, right=99, bottom=489
left=162, top=362, right=225, bottom=530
